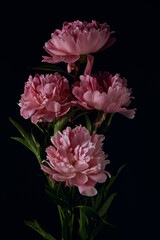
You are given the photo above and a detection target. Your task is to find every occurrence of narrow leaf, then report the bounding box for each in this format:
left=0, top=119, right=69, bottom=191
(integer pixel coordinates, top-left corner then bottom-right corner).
left=94, top=192, right=103, bottom=211
left=76, top=206, right=100, bottom=221
left=89, top=223, right=104, bottom=240
left=31, top=132, right=42, bottom=164
left=9, top=118, right=31, bottom=140
left=104, top=163, right=127, bottom=197
left=32, top=64, right=66, bottom=72
left=25, top=220, right=56, bottom=240
left=100, top=113, right=115, bottom=134
left=53, top=110, right=78, bottom=135
left=10, top=118, right=42, bottom=164
left=54, top=116, right=69, bottom=136
left=62, top=210, right=70, bottom=239
left=45, top=188, right=70, bottom=210
left=98, top=193, right=117, bottom=217
left=78, top=208, right=88, bottom=240
left=11, top=137, right=33, bottom=152
left=85, top=113, right=92, bottom=133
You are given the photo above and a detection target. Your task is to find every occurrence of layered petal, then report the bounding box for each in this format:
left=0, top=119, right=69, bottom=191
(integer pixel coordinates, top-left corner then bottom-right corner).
left=41, top=125, right=110, bottom=196
left=78, top=185, right=97, bottom=196
left=19, top=73, right=73, bottom=123
left=72, top=72, right=136, bottom=119
left=42, top=20, right=115, bottom=72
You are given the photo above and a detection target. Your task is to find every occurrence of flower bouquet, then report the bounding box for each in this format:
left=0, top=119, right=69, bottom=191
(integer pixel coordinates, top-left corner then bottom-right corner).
left=10, top=20, right=136, bottom=240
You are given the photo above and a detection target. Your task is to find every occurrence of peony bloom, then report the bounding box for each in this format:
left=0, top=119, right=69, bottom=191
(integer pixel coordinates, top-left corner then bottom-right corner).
left=41, top=126, right=110, bottom=196
left=72, top=72, right=136, bottom=119
left=42, top=20, right=115, bottom=74
left=19, top=73, right=72, bottom=124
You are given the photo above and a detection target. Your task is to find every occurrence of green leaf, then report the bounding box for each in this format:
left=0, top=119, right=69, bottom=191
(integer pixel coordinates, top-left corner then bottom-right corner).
left=98, top=193, right=117, bottom=217
left=10, top=118, right=32, bottom=140
left=45, top=188, right=70, bottom=210
left=76, top=205, right=100, bottom=221
left=85, top=113, right=92, bottom=133
left=100, top=113, right=115, bottom=134
left=10, top=118, right=42, bottom=164
left=104, top=163, right=127, bottom=197
left=25, top=220, right=56, bottom=240
left=89, top=223, right=104, bottom=240
left=62, top=210, right=70, bottom=240
left=94, top=164, right=126, bottom=211
left=11, top=137, right=32, bottom=150
left=32, top=64, right=74, bottom=78
left=31, top=132, right=41, bottom=163
left=54, top=116, right=69, bottom=136
left=32, top=64, right=66, bottom=72
left=94, top=191, right=103, bottom=211
left=78, top=208, right=88, bottom=240
left=54, top=109, right=78, bottom=135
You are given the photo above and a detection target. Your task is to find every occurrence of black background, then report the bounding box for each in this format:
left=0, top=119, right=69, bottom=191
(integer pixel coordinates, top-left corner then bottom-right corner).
left=1, top=1, right=159, bottom=239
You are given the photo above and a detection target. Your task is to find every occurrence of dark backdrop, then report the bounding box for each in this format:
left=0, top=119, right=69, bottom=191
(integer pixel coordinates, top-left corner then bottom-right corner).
left=1, top=1, right=159, bottom=239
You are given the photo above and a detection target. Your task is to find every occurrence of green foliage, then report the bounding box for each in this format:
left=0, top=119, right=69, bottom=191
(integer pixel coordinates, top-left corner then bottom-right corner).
left=25, top=220, right=56, bottom=240
left=103, top=163, right=127, bottom=198
left=32, top=64, right=66, bottom=73
left=85, top=113, right=92, bottom=133
left=98, top=192, right=117, bottom=217
left=78, top=208, right=89, bottom=240
left=45, top=185, right=71, bottom=210
left=54, top=115, right=70, bottom=136
left=61, top=210, right=71, bottom=240
left=94, top=163, right=127, bottom=211
left=75, top=164, right=126, bottom=239
left=9, top=118, right=42, bottom=164
left=54, top=109, right=79, bottom=135
left=32, top=64, right=74, bottom=77
left=76, top=205, right=100, bottom=221
left=99, top=113, right=115, bottom=134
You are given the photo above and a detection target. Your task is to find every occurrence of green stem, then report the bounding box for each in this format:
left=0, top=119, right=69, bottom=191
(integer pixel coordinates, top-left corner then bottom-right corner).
left=72, top=110, right=94, bottom=123
left=70, top=187, right=75, bottom=240
left=70, top=209, right=74, bottom=240
left=94, top=110, right=101, bottom=132
left=73, top=61, right=81, bottom=82
left=102, top=113, right=115, bottom=134
left=58, top=205, right=64, bottom=227
left=35, top=123, right=45, bottom=134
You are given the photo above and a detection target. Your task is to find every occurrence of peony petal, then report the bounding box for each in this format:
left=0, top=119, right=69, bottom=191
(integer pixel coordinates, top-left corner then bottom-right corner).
left=74, top=161, right=89, bottom=171
left=84, top=54, right=94, bottom=75
left=31, top=109, right=55, bottom=123
left=83, top=90, right=107, bottom=110
left=89, top=172, right=107, bottom=183
left=41, top=164, right=55, bottom=175
left=119, top=108, right=136, bottom=119
left=70, top=172, right=88, bottom=186
left=20, top=108, right=35, bottom=119
left=53, top=172, right=76, bottom=181
left=46, top=101, right=61, bottom=112
left=98, top=36, right=116, bottom=52
left=42, top=55, right=79, bottom=64
left=78, top=185, right=97, bottom=196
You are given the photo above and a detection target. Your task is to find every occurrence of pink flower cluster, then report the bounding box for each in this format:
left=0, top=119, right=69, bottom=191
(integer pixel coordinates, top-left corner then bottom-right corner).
left=18, top=20, right=136, bottom=196
left=41, top=126, right=110, bottom=196
left=72, top=72, right=136, bottom=119
left=42, top=20, right=115, bottom=74
left=19, top=73, right=72, bottom=124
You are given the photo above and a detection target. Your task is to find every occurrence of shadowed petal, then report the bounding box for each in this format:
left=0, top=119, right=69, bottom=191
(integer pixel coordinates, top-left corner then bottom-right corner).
left=78, top=185, right=97, bottom=196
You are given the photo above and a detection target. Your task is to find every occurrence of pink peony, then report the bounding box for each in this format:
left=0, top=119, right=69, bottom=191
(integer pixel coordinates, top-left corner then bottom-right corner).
left=72, top=72, right=136, bottom=119
left=41, top=126, right=110, bottom=196
left=19, top=73, right=72, bottom=124
left=42, top=20, right=115, bottom=74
